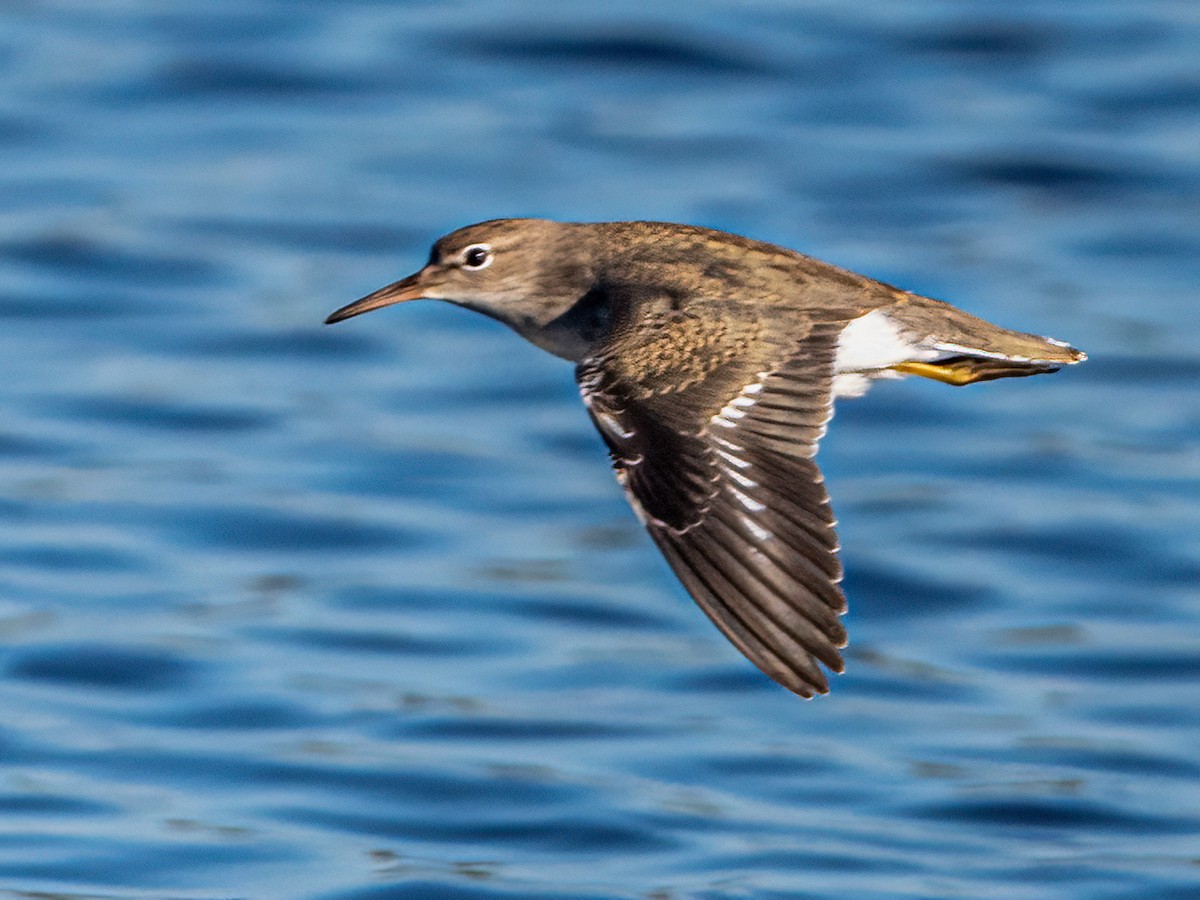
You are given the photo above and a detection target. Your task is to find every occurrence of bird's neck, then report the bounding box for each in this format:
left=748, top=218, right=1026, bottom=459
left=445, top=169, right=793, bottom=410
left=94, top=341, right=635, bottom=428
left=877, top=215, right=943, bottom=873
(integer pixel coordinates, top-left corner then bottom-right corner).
left=519, top=283, right=622, bottom=362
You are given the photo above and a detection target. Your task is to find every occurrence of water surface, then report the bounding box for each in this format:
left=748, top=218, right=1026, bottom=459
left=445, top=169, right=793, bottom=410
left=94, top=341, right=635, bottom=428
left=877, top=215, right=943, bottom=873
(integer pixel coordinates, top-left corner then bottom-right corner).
left=0, top=2, right=1198, bottom=897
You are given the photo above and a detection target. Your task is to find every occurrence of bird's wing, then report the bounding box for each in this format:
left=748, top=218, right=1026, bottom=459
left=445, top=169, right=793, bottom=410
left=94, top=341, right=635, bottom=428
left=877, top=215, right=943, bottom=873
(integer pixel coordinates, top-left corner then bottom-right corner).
left=577, top=320, right=847, bottom=697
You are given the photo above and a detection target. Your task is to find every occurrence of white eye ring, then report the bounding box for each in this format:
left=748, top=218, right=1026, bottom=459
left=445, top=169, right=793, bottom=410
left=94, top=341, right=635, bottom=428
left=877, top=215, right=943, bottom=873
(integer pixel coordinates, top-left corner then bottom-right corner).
left=460, top=244, right=493, bottom=270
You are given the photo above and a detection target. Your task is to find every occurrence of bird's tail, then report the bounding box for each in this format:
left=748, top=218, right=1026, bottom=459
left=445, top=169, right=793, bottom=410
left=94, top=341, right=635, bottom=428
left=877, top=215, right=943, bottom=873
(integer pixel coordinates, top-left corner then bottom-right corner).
left=885, top=296, right=1086, bottom=386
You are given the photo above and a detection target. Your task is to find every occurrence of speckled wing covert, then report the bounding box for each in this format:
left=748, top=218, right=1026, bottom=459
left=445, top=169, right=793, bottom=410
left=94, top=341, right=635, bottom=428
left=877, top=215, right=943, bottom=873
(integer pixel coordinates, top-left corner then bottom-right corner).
left=577, top=320, right=849, bottom=698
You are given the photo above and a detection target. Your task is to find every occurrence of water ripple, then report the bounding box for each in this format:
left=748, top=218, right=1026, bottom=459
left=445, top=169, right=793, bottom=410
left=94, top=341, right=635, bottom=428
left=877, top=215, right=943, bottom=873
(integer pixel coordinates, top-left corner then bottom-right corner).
left=6, top=643, right=202, bottom=692
left=0, top=1, right=1196, bottom=897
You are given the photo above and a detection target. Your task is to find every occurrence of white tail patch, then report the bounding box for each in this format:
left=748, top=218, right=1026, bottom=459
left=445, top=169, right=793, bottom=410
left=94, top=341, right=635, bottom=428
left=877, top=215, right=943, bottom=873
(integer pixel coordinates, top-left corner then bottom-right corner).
left=833, top=310, right=938, bottom=398
left=835, top=309, right=930, bottom=373
left=832, top=372, right=871, bottom=398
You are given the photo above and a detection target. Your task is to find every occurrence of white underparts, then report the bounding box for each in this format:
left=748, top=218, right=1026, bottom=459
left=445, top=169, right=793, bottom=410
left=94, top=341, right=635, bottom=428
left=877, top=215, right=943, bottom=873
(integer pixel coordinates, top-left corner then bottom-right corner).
left=833, top=310, right=937, bottom=398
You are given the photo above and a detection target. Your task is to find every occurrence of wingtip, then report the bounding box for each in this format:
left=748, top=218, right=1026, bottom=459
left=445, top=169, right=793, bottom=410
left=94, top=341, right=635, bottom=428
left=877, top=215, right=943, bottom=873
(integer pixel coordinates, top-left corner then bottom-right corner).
left=781, top=660, right=836, bottom=698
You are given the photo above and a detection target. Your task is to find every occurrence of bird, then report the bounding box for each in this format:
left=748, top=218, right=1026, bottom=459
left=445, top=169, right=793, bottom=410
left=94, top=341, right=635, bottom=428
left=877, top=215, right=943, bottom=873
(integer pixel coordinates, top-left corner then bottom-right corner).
left=325, top=219, right=1086, bottom=698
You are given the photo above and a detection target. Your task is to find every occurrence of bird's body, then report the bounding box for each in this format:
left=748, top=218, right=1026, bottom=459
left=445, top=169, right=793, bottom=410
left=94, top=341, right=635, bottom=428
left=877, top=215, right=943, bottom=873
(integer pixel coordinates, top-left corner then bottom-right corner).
left=327, top=219, right=1085, bottom=698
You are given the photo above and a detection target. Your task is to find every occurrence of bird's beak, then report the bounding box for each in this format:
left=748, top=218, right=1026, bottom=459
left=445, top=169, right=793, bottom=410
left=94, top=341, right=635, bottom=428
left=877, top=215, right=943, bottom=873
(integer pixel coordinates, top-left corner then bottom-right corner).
left=325, top=269, right=428, bottom=324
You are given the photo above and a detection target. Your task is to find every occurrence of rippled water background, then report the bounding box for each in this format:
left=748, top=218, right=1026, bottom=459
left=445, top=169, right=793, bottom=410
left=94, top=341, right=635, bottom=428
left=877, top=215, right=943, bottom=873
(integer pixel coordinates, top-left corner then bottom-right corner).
left=1, top=2, right=1198, bottom=897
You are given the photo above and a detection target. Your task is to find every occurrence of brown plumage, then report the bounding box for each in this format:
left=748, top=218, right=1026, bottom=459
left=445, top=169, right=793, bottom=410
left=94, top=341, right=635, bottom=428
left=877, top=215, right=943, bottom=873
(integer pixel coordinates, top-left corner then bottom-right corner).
left=326, top=219, right=1086, bottom=698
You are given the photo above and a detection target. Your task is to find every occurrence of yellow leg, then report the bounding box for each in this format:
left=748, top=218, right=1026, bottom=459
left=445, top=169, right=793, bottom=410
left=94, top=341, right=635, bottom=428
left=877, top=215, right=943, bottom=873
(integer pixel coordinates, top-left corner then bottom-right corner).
left=890, top=361, right=980, bottom=386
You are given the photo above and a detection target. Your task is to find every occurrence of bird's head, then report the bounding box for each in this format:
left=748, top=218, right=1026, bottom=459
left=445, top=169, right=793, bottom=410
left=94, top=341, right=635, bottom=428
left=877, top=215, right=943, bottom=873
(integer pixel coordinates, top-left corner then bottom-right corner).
left=326, top=218, right=606, bottom=360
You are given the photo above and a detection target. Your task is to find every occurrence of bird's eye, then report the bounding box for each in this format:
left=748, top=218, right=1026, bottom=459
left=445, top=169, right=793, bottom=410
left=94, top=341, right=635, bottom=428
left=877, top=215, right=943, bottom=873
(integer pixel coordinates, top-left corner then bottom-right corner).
left=461, top=244, right=492, bottom=270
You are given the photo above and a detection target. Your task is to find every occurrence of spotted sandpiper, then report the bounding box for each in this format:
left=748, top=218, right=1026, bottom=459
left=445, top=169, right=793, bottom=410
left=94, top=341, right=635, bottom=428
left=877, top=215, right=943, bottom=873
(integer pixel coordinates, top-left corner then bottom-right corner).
left=326, top=219, right=1085, bottom=698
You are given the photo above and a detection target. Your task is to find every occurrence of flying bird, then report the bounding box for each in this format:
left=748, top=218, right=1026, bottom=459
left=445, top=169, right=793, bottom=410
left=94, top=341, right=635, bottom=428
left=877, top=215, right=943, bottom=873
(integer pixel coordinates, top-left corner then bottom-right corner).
left=326, top=219, right=1085, bottom=698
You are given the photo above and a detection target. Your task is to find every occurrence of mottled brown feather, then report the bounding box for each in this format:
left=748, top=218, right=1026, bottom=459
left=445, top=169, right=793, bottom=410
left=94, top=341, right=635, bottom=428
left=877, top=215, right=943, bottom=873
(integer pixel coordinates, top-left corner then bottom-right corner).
left=579, top=321, right=849, bottom=697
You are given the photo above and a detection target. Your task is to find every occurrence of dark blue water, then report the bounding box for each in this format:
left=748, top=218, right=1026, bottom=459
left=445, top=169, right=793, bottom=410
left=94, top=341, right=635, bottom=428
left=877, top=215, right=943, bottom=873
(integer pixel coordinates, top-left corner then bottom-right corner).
left=1, top=2, right=1197, bottom=897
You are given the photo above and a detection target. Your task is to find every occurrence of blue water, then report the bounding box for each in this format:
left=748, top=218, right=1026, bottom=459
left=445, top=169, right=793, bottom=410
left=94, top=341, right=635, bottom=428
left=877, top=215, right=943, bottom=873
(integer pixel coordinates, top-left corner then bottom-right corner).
left=1, top=2, right=1197, bottom=897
